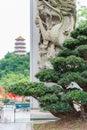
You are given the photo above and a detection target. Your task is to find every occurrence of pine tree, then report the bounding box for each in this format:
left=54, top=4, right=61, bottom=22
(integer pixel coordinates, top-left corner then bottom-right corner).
left=35, top=22, right=87, bottom=120
left=8, top=22, right=87, bottom=120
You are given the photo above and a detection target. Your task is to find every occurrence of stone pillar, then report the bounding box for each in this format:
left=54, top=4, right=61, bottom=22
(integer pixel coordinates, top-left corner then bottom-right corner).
left=30, top=0, right=39, bottom=109
left=30, top=0, right=39, bottom=81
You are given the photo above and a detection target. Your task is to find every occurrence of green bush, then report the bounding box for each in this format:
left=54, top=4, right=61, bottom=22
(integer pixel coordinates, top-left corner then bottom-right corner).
left=7, top=21, right=87, bottom=120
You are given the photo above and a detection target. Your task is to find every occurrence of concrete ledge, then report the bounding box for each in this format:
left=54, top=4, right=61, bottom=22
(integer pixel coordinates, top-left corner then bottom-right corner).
left=30, top=110, right=59, bottom=121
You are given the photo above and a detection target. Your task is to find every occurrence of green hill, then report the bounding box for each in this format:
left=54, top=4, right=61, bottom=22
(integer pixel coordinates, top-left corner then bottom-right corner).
left=0, top=52, right=30, bottom=88
left=0, top=52, right=30, bottom=78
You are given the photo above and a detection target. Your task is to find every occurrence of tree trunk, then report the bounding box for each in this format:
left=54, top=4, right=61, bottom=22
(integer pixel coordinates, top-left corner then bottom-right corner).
left=80, top=105, right=86, bottom=121
left=50, top=110, right=80, bottom=120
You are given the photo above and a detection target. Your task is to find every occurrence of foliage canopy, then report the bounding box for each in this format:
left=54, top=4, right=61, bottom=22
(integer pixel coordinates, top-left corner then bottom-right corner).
left=8, top=23, right=87, bottom=120
left=0, top=52, right=30, bottom=88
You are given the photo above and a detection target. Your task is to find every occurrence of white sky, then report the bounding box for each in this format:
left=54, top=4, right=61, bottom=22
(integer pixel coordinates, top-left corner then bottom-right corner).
left=0, top=0, right=87, bottom=59
left=0, top=0, right=30, bottom=59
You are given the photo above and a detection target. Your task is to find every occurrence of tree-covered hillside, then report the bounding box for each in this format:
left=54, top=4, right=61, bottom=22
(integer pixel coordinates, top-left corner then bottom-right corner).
left=0, top=52, right=30, bottom=78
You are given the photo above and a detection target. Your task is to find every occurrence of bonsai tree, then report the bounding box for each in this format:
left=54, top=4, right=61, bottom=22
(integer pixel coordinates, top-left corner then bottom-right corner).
left=8, top=22, right=87, bottom=120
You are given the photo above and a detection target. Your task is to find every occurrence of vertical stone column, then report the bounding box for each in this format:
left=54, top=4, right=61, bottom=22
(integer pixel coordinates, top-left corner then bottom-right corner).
left=30, top=0, right=39, bottom=82
left=30, top=0, right=39, bottom=109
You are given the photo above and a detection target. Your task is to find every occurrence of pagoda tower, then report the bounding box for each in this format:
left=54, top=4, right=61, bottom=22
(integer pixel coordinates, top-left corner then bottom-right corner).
left=14, top=36, right=26, bottom=56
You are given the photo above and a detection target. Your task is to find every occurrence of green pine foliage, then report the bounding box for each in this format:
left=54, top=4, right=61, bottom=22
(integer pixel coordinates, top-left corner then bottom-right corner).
left=8, top=22, right=87, bottom=120
left=35, top=22, right=87, bottom=119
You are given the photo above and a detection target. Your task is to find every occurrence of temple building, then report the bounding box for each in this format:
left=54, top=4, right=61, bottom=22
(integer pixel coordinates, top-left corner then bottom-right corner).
left=14, top=36, right=26, bottom=56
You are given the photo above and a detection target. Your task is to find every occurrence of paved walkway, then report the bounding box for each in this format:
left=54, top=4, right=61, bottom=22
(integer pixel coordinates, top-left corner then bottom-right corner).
left=0, top=109, right=59, bottom=130
left=0, top=123, right=31, bottom=130
left=0, top=108, right=31, bottom=130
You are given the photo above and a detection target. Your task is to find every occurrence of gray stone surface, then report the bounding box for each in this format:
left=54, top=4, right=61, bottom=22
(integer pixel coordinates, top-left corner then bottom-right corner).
left=30, top=0, right=40, bottom=110
left=30, top=0, right=39, bottom=82
left=0, top=108, right=31, bottom=130
left=26, top=123, right=32, bottom=130
left=35, top=0, right=76, bottom=69
left=30, top=110, right=59, bottom=120
left=0, top=123, right=30, bottom=130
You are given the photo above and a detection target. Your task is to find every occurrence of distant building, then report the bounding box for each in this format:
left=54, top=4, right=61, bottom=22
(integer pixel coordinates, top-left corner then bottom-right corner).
left=14, top=36, right=26, bottom=56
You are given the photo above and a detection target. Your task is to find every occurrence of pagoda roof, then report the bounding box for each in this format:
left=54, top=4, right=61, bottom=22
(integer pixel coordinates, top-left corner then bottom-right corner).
left=15, top=36, right=25, bottom=41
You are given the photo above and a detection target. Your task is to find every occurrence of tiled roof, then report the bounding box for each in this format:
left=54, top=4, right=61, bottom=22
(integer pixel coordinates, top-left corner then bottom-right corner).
left=15, top=36, right=25, bottom=40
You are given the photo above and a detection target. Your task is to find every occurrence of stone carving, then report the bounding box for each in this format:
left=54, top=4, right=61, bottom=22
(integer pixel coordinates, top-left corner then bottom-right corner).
left=35, top=0, right=76, bottom=69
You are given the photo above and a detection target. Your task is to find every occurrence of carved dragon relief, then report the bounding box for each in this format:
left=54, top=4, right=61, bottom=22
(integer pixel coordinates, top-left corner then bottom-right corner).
left=35, top=0, right=76, bottom=69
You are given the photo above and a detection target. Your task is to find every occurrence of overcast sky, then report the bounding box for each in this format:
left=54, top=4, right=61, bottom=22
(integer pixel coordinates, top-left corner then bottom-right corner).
left=0, top=0, right=86, bottom=59
left=0, top=0, right=30, bottom=59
